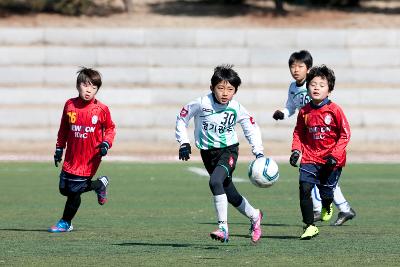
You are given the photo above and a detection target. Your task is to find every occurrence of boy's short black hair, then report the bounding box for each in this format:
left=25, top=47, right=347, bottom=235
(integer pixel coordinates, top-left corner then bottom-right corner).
left=211, top=64, right=241, bottom=92
left=76, top=67, right=102, bottom=90
left=288, top=50, right=313, bottom=69
left=306, top=65, right=336, bottom=92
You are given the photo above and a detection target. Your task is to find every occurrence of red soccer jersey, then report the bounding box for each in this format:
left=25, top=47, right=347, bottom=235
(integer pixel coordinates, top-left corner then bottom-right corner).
left=56, top=97, right=116, bottom=177
left=291, top=100, right=350, bottom=167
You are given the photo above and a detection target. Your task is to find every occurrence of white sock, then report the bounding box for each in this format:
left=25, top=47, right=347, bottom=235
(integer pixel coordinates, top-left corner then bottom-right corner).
left=311, top=185, right=322, bottom=212
left=235, top=197, right=259, bottom=223
left=213, top=194, right=228, bottom=230
left=333, top=185, right=351, bottom=213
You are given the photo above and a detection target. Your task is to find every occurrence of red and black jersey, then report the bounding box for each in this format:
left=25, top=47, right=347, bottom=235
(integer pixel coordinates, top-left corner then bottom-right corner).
left=291, top=100, right=350, bottom=167
left=56, top=97, right=116, bottom=177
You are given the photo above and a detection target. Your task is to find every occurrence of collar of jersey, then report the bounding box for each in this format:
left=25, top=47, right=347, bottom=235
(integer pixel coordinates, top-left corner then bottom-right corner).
left=77, top=96, right=96, bottom=107
left=310, top=97, right=330, bottom=109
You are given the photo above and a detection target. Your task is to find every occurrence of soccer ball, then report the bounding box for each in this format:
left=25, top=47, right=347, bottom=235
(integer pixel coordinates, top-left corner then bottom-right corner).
left=248, top=157, right=279, bottom=188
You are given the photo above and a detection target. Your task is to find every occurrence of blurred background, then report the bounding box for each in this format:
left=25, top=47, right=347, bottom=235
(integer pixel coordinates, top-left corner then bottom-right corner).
left=0, top=0, right=399, bottom=162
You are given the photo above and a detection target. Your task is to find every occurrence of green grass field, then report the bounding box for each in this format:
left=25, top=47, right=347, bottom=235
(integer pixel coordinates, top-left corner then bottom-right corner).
left=0, top=161, right=399, bottom=266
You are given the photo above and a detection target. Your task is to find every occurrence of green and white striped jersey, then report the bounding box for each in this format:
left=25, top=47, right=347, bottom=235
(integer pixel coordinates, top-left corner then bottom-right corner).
left=175, top=93, right=264, bottom=156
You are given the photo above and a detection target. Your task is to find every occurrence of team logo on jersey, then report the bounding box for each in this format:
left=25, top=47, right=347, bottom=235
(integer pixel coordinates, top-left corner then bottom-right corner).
left=324, top=114, right=332, bottom=125
left=202, top=108, right=213, bottom=113
left=249, top=116, right=256, bottom=125
left=92, top=115, right=98, bottom=124
left=180, top=107, right=188, bottom=117
left=228, top=156, right=234, bottom=167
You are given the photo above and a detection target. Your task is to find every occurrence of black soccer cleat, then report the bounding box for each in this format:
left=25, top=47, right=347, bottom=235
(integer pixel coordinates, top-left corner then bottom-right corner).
left=332, top=208, right=356, bottom=226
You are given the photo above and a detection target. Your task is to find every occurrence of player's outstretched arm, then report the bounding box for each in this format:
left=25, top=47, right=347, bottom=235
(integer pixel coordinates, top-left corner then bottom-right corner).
left=179, top=143, right=191, bottom=161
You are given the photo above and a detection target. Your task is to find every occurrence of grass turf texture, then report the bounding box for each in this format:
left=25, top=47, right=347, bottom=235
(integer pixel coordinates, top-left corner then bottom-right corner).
left=0, top=162, right=399, bottom=266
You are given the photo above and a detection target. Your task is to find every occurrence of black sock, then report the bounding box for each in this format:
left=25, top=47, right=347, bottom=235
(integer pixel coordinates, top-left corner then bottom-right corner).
left=322, top=198, right=334, bottom=212
left=299, top=182, right=314, bottom=225
left=300, top=198, right=314, bottom=225
left=62, top=194, right=81, bottom=222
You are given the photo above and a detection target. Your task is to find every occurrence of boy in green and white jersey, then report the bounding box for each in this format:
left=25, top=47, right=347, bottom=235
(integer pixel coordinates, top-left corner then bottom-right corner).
left=175, top=65, right=265, bottom=244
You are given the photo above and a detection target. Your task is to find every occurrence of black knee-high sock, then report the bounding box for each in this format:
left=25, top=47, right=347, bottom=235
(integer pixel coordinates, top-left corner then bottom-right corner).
left=300, top=198, right=314, bottom=225
left=299, top=182, right=314, bottom=225
left=62, top=194, right=81, bottom=223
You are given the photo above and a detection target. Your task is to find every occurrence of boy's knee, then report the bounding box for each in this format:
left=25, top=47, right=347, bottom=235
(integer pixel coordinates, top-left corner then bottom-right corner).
left=59, top=187, right=69, bottom=196
left=209, top=179, right=224, bottom=195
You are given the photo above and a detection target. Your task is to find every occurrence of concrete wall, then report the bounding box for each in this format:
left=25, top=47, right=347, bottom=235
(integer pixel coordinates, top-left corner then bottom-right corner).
left=0, top=28, right=399, bottom=148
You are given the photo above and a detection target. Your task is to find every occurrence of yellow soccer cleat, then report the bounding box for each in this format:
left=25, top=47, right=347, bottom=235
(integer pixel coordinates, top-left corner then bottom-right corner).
left=300, top=225, right=319, bottom=240
left=321, top=204, right=333, bottom=221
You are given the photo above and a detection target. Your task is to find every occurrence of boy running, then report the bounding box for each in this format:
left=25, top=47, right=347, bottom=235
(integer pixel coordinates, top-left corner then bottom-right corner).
left=290, top=65, right=351, bottom=239
left=175, top=65, right=264, bottom=244
left=49, top=67, right=116, bottom=233
left=273, top=50, right=356, bottom=226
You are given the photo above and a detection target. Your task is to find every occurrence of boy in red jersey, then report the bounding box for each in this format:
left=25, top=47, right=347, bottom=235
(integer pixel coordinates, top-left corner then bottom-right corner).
left=49, top=67, right=116, bottom=233
left=289, top=65, right=350, bottom=240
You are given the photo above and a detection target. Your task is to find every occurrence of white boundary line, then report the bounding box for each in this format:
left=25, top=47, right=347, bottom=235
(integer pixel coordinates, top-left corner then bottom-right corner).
left=187, top=166, right=247, bottom=183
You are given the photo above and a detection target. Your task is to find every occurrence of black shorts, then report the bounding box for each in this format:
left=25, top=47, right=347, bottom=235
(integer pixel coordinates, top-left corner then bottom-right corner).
left=299, top=163, right=342, bottom=189
left=200, top=144, right=239, bottom=178
left=59, top=170, right=91, bottom=196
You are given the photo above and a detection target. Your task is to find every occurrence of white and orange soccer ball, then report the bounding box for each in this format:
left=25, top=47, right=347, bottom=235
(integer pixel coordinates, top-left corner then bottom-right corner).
left=248, top=157, right=279, bottom=188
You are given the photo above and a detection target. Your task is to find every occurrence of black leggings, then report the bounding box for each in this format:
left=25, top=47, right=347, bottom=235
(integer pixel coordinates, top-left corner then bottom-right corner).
left=60, top=179, right=103, bottom=222
left=209, top=166, right=243, bottom=207
left=299, top=181, right=333, bottom=225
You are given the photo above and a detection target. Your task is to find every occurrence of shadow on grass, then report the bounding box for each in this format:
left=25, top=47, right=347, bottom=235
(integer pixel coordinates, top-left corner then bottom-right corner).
left=0, top=228, right=48, bottom=232
left=114, top=242, right=224, bottom=250
left=230, top=234, right=298, bottom=240
left=198, top=222, right=295, bottom=227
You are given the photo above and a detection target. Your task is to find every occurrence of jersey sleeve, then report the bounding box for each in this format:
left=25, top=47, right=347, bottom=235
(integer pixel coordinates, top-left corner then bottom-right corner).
left=237, top=104, right=264, bottom=156
left=102, top=106, right=116, bottom=148
left=55, top=102, right=69, bottom=149
left=331, top=106, right=351, bottom=160
left=175, top=99, right=201, bottom=145
left=291, top=109, right=306, bottom=152
left=282, top=86, right=297, bottom=119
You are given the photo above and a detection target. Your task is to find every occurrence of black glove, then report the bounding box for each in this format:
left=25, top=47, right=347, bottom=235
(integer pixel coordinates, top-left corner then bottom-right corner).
left=289, top=150, right=301, bottom=167
left=179, top=143, right=191, bottom=161
left=256, top=153, right=264, bottom=159
left=319, top=155, right=337, bottom=184
left=323, top=155, right=337, bottom=169
left=54, top=148, right=63, bottom=167
left=272, top=110, right=284, bottom=120
left=98, top=141, right=110, bottom=156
